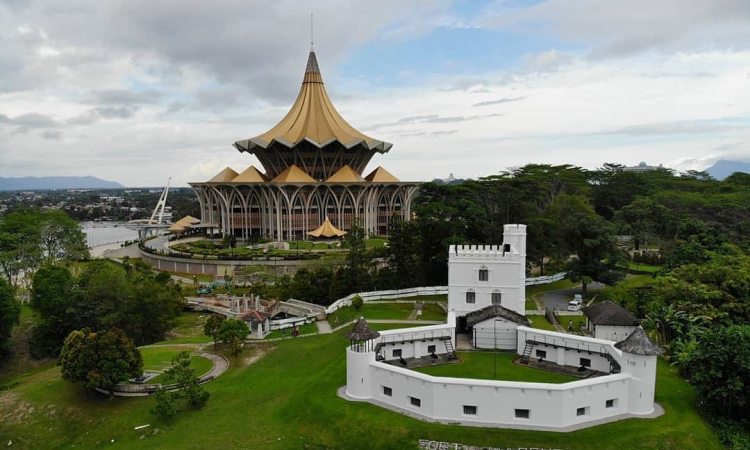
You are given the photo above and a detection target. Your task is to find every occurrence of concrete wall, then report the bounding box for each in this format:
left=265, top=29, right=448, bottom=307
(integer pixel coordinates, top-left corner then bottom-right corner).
left=517, top=327, right=620, bottom=373
left=593, top=325, right=638, bottom=342
left=447, top=225, right=527, bottom=317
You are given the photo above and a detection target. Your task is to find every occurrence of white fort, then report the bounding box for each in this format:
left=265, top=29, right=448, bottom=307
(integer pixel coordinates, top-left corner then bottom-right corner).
left=342, top=223, right=662, bottom=431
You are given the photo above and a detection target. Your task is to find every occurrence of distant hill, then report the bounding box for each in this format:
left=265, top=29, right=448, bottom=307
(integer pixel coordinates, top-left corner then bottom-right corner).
left=0, top=176, right=124, bottom=190
left=706, top=160, right=750, bottom=180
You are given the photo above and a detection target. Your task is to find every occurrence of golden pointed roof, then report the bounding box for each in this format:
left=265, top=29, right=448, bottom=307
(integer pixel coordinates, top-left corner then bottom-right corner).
left=325, top=165, right=365, bottom=183
left=271, top=164, right=317, bottom=183
left=308, top=216, right=347, bottom=238
left=234, top=50, right=391, bottom=152
left=232, top=165, right=268, bottom=183
left=169, top=215, right=200, bottom=233
left=364, top=166, right=400, bottom=182
left=209, top=167, right=239, bottom=182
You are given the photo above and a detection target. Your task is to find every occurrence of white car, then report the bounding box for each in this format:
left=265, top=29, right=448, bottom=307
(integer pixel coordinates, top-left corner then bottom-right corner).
left=567, top=295, right=583, bottom=311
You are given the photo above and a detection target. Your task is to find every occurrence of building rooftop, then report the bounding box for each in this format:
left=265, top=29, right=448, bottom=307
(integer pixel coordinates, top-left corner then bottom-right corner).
left=465, top=304, right=530, bottom=327
left=346, top=318, right=380, bottom=341
left=615, top=327, right=663, bottom=356
left=582, top=300, right=639, bottom=326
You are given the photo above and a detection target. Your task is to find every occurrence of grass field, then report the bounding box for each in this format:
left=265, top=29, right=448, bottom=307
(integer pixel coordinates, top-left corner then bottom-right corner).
left=157, top=312, right=213, bottom=345
left=416, top=352, right=577, bottom=383
left=0, top=325, right=722, bottom=450
left=265, top=322, right=319, bottom=340
left=327, top=299, right=447, bottom=328
left=139, top=346, right=213, bottom=384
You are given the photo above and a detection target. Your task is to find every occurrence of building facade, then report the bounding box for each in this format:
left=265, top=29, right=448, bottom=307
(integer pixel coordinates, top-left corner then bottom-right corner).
left=190, top=50, right=419, bottom=241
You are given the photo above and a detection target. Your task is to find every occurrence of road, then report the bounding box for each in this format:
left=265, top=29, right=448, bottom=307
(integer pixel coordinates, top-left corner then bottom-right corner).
left=538, top=282, right=604, bottom=311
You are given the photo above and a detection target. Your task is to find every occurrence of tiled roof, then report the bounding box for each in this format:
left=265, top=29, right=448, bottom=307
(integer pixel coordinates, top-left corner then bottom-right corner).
left=465, top=304, right=530, bottom=327
left=582, top=300, right=639, bottom=326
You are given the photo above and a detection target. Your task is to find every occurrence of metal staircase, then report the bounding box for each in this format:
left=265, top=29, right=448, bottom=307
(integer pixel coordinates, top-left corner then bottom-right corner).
left=444, top=338, right=457, bottom=360
left=520, top=342, right=533, bottom=363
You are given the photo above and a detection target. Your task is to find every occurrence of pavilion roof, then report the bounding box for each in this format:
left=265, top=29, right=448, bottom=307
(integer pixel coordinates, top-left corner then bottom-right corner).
left=364, top=166, right=400, bottom=182
left=209, top=167, right=240, bottom=182
left=465, top=304, right=530, bottom=327
left=233, top=165, right=268, bottom=183
left=325, top=165, right=365, bottom=183
left=168, top=215, right=201, bottom=233
left=614, top=327, right=663, bottom=356
left=271, top=164, right=317, bottom=183
left=582, top=300, right=639, bottom=326
left=346, top=317, right=380, bottom=341
left=234, top=50, right=391, bottom=153
left=308, top=216, right=346, bottom=238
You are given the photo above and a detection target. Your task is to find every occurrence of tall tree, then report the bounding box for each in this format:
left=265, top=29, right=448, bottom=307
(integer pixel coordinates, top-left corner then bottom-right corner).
left=0, top=278, right=20, bottom=356
left=218, top=319, right=249, bottom=357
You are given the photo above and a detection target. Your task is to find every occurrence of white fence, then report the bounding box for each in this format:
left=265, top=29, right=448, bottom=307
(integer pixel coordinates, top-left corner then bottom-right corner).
left=324, top=272, right=566, bottom=314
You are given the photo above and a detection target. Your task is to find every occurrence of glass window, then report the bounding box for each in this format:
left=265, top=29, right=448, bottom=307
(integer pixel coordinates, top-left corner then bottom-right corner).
left=491, top=292, right=502, bottom=305
left=466, top=291, right=476, bottom=304
left=478, top=269, right=488, bottom=281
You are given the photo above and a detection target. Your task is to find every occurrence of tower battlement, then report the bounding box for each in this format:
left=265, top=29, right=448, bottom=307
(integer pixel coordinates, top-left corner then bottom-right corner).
left=448, top=244, right=519, bottom=259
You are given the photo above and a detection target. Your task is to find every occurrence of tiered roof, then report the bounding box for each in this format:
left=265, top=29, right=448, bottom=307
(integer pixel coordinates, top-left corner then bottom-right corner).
left=308, top=217, right=347, bottom=238
left=365, top=166, right=400, bottom=182
left=209, top=167, right=240, bottom=182
left=271, top=164, right=317, bottom=183
left=325, top=165, right=365, bottom=183
left=232, top=165, right=268, bottom=183
left=234, top=51, right=391, bottom=153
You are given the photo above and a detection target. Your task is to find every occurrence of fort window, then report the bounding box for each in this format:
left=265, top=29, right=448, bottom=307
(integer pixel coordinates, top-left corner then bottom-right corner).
left=409, top=396, right=421, bottom=407
left=478, top=268, right=488, bottom=281
left=491, top=292, right=502, bottom=305
left=427, top=344, right=436, bottom=353
left=535, top=349, right=547, bottom=359
left=392, top=349, right=402, bottom=358
left=580, top=357, right=591, bottom=367
left=514, top=409, right=530, bottom=419
left=606, top=399, right=616, bottom=408
left=382, top=386, right=392, bottom=397
left=463, top=405, right=478, bottom=415
left=465, top=291, right=476, bottom=304
left=576, top=407, right=589, bottom=416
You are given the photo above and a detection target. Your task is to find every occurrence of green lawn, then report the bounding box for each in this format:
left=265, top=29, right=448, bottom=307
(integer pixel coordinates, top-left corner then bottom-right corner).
left=327, top=299, right=447, bottom=328
left=265, top=322, right=319, bottom=340
left=0, top=328, right=721, bottom=450
left=156, top=312, right=213, bottom=345
left=139, top=346, right=213, bottom=384
left=527, top=314, right=558, bottom=331
left=416, top=352, right=577, bottom=383
left=625, top=262, right=663, bottom=274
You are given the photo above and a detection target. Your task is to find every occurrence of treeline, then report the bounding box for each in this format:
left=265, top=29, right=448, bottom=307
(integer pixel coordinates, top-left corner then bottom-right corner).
left=30, top=260, right=185, bottom=357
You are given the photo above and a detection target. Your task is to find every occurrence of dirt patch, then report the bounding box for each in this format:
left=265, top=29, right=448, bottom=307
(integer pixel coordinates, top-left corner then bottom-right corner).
left=238, top=344, right=274, bottom=368
left=0, top=391, right=36, bottom=425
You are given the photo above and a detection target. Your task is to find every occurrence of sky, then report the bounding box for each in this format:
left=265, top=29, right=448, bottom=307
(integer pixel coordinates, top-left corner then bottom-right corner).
left=1, top=0, right=749, bottom=187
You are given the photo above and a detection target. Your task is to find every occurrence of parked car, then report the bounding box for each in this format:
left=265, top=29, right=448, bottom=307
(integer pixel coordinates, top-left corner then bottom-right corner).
left=567, top=294, right=583, bottom=311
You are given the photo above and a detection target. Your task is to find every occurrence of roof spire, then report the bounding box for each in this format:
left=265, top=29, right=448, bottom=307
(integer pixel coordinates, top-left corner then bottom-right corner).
left=310, top=12, right=314, bottom=48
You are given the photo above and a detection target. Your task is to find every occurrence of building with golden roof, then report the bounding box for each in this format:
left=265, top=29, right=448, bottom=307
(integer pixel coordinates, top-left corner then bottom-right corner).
left=189, top=49, right=419, bottom=241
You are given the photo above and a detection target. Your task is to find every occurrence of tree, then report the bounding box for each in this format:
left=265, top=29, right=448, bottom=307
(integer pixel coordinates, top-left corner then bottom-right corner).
left=683, top=325, right=750, bottom=419
left=0, top=278, right=20, bottom=356
left=59, top=328, right=143, bottom=391
left=30, top=265, right=77, bottom=356
left=203, top=314, right=225, bottom=348
left=38, top=210, right=88, bottom=263
left=218, top=319, right=249, bottom=357
left=151, top=351, right=210, bottom=421
left=351, top=295, right=363, bottom=312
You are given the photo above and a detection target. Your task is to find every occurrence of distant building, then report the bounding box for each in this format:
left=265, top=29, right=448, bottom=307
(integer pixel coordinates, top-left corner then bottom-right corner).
left=623, top=162, right=663, bottom=172
left=190, top=49, right=419, bottom=241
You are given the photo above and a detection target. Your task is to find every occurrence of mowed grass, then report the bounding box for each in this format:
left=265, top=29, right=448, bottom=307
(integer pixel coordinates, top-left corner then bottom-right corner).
left=416, top=352, right=576, bottom=383
left=527, top=314, right=557, bottom=331
left=327, top=299, right=447, bottom=328
left=265, top=322, right=319, bottom=340
left=0, top=326, right=721, bottom=450
left=140, top=346, right=212, bottom=374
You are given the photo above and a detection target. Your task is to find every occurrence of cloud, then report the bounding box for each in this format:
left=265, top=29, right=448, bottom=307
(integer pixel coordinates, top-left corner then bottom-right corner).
left=0, top=112, right=59, bottom=129
left=85, top=89, right=162, bottom=105
left=472, top=96, right=525, bottom=107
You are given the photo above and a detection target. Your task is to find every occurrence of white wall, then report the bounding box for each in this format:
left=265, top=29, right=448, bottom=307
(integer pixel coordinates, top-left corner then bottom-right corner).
left=594, top=325, right=638, bottom=342
left=517, top=326, right=622, bottom=373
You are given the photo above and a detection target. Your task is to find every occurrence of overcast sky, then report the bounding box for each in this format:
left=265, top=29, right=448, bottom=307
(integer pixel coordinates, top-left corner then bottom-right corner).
left=1, top=0, right=749, bottom=186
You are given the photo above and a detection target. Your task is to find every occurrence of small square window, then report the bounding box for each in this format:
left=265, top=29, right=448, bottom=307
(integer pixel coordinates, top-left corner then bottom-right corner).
left=410, top=396, right=421, bottom=407
left=466, top=292, right=476, bottom=304
left=580, top=357, right=591, bottom=367
left=535, top=350, right=547, bottom=359
left=606, top=399, right=616, bottom=408
left=576, top=407, right=588, bottom=416
left=514, top=409, right=530, bottom=419
left=491, top=292, right=502, bottom=305
left=463, top=405, right=477, bottom=415
left=393, top=349, right=402, bottom=358
left=427, top=344, right=436, bottom=353
left=382, top=386, right=392, bottom=397
left=478, top=269, right=488, bottom=281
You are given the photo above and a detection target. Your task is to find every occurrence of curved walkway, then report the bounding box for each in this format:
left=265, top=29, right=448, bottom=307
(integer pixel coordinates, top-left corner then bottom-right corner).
left=97, top=349, right=230, bottom=397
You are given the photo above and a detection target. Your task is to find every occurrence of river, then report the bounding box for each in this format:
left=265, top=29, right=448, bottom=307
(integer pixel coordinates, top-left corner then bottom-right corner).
left=80, top=221, right=139, bottom=248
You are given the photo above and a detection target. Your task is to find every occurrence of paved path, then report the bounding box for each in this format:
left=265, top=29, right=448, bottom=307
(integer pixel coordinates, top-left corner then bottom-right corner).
left=538, top=282, right=604, bottom=311
left=196, top=351, right=230, bottom=379
left=316, top=320, right=333, bottom=334
left=366, top=319, right=443, bottom=324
